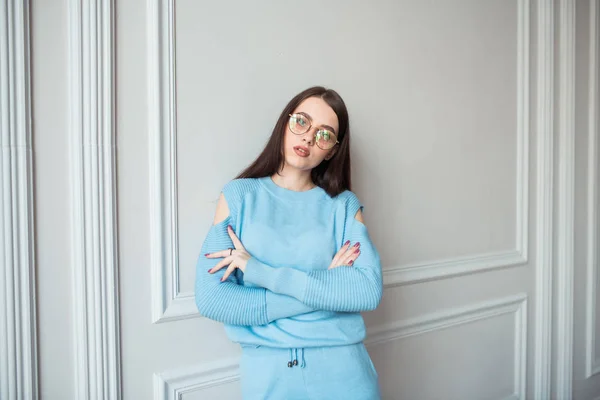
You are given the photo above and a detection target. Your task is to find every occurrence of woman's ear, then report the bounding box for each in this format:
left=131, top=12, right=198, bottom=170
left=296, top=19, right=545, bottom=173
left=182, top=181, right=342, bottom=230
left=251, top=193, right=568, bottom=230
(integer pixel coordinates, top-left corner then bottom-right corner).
left=325, top=147, right=337, bottom=161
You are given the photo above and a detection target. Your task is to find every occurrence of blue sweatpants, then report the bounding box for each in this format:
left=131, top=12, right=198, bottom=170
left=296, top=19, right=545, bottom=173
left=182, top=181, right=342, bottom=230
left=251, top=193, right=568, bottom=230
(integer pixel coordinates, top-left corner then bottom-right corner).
left=239, top=342, right=380, bottom=400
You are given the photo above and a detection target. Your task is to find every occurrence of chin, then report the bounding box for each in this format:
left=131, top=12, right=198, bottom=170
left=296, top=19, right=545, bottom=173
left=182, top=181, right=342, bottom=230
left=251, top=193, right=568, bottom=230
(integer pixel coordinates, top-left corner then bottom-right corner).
left=285, top=161, right=314, bottom=172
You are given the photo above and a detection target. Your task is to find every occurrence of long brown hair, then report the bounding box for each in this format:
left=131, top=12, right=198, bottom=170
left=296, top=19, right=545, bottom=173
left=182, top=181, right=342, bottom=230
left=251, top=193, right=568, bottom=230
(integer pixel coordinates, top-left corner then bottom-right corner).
left=236, top=86, right=351, bottom=197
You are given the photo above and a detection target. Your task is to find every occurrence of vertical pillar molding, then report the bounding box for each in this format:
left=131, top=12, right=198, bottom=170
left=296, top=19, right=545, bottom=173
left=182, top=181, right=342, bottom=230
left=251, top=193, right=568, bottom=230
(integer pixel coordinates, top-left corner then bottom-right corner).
left=534, top=0, right=555, bottom=398
left=68, top=0, right=121, bottom=399
left=0, top=1, right=38, bottom=399
left=586, top=0, right=600, bottom=380
left=555, top=0, right=576, bottom=397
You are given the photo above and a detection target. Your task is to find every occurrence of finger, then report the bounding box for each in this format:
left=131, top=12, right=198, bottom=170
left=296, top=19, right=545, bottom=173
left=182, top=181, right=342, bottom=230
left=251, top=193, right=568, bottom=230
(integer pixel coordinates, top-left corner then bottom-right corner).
left=339, top=244, right=360, bottom=266
left=209, top=256, right=233, bottom=273
left=345, top=250, right=360, bottom=266
left=343, top=242, right=360, bottom=260
left=329, top=241, right=352, bottom=270
left=221, top=264, right=237, bottom=281
left=205, top=249, right=232, bottom=259
left=344, top=250, right=360, bottom=265
left=227, top=225, right=245, bottom=250
left=331, top=240, right=351, bottom=266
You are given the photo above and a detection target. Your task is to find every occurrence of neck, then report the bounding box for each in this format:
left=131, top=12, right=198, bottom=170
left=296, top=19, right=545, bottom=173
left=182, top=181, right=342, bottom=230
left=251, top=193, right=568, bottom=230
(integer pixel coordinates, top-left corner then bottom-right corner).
left=271, top=166, right=315, bottom=192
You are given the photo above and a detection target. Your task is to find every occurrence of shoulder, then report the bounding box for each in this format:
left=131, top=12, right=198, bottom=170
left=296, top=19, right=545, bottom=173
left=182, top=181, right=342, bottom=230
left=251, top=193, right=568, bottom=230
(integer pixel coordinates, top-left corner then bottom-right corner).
left=221, top=178, right=261, bottom=211
left=213, top=178, right=261, bottom=225
left=334, top=190, right=369, bottom=237
left=222, top=178, right=261, bottom=201
left=334, top=190, right=363, bottom=215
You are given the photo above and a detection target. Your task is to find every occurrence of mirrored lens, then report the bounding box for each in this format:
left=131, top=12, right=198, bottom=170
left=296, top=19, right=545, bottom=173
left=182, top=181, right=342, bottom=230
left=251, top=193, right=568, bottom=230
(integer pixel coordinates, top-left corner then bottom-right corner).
left=289, top=114, right=310, bottom=134
left=315, top=129, right=337, bottom=149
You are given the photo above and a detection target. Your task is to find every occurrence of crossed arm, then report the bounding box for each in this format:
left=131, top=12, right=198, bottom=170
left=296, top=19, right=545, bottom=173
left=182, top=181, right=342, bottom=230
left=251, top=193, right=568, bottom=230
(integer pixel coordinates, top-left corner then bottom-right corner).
left=194, top=194, right=382, bottom=326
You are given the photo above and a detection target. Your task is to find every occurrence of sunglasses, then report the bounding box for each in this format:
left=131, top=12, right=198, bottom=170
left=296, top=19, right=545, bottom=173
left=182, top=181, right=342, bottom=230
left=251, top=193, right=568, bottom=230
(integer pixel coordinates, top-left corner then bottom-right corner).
left=288, top=113, right=339, bottom=150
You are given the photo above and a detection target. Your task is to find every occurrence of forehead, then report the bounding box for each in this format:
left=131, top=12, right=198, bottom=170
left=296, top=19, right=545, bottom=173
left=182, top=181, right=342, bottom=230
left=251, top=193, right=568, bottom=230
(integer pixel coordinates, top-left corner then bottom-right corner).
left=293, top=97, right=339, bottom=132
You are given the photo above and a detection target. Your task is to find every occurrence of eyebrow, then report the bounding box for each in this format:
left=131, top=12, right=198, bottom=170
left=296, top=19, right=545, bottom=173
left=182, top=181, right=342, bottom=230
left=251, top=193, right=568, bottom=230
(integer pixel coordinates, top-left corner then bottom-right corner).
left=321, top=124, right=336, bottom=134
left=297, top=112, right=337, bottom=134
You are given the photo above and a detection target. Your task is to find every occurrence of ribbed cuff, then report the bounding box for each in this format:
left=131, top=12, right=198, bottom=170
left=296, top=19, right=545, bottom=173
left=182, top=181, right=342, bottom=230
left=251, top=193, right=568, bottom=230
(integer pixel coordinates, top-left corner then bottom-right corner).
left=245, top=258, right=307, bottom=301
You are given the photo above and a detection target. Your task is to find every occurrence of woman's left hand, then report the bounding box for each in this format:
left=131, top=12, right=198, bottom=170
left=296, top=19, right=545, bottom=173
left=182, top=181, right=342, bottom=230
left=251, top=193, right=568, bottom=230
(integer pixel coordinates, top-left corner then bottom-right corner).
left=205, top=225, right=252, bottom=281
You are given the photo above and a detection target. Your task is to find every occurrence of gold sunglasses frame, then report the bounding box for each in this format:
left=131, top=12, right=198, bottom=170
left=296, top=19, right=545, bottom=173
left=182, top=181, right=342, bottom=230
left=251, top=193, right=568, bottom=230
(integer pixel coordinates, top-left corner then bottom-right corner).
left=288, top=113, right=340, bottom=150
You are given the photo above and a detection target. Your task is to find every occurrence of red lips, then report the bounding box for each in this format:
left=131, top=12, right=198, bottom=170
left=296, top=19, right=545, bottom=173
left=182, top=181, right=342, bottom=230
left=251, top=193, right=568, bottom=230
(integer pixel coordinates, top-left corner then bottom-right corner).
left=293, top=146, right=310, bottom=157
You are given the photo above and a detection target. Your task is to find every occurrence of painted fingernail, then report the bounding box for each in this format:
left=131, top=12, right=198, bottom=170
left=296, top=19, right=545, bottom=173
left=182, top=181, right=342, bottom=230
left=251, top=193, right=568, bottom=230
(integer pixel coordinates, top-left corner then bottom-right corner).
left=353, top=242, right=360, bottom=248
left=349, top=260, right=354, bottom=265
left=220, top=277, right=225, bottom=282
left=207, top=269, right=212, bottom=273
left=344, top=240, right=350, bottom=246
left=354, top=248, right=360, bottom=254
left=227, top=225, right=232, bottom=230
left=205, top=253, right=210, bottom=257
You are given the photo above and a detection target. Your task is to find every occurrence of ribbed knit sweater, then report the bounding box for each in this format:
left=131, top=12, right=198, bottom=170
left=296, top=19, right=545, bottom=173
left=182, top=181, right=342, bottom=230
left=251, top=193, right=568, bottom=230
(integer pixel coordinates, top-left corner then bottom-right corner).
left=195, top=177, right=383, bottom=348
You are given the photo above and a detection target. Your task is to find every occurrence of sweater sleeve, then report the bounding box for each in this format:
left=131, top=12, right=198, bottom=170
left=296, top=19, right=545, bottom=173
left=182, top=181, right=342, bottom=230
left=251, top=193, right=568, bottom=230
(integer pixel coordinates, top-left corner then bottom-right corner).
left=243, top=192, right=383, bottom=312
left=195, top=212, right=315, bottom=325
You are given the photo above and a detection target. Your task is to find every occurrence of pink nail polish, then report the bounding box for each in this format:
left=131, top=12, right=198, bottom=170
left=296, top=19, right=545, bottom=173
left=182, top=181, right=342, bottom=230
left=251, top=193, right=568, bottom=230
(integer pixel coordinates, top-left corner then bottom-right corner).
left=344, top=240, right=350, bottom=246
left=228, top=225, right=232, bottom=230
left=205, top=253, right=210, bottom=257
left=353, top=242, right=360, bottom=248
left=208, top=269, right=212, bottom=273
left=349, top=260, right=354, bottom=265
left=220, top=277, right=225, bottom=282
left=354, top=248, right=360, bottom=254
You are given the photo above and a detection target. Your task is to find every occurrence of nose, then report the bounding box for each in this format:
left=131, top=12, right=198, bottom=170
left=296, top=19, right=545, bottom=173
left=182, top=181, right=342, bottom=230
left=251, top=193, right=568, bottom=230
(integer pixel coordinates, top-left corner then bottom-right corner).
left=302, top=129, right=317, bottom=146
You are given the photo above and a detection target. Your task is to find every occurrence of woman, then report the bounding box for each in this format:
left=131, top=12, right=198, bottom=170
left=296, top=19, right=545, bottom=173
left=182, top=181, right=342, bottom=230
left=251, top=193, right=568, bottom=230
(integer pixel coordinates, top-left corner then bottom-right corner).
left=195, top=86, right=383, bottom=400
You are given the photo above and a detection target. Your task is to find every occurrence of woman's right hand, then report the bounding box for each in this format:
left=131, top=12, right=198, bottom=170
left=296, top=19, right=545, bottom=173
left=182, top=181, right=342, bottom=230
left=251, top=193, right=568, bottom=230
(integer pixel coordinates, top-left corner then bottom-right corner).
left=328, top=240, right=361, bottom=269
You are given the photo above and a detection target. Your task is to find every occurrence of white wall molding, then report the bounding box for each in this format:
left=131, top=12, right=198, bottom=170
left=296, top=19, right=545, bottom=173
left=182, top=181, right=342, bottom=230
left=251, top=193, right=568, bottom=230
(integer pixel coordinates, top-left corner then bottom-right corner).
left=556, top=0, right=576, bottom=397
left=0, top=1, right=38, bottom=399
left=366, top=294, right=528, bottom=400
left=148, top=0, right=531, bottom=322
left=586, top=0, right=600, bottom=379
left=148, top=0, right=193, bottom=323
left=383, top=250, right=526, bottom=287
left=68, top=0, right=121, bottom=398
left=382, top=0, right=530, bottom=287
left=534, top=0, right=555, bottom=398
left=154, top=359, right=240, bottom=400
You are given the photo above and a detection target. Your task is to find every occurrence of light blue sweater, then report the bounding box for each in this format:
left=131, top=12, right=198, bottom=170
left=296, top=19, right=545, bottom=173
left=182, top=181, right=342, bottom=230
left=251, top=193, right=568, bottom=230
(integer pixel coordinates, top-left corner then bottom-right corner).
left=195, top=177, right=383, bottom=348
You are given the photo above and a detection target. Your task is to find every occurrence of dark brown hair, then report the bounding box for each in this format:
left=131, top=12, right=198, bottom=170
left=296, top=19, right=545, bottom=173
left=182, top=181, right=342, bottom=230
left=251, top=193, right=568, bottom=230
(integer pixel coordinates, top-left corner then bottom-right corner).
left=236, top=86, right=351, bottom=197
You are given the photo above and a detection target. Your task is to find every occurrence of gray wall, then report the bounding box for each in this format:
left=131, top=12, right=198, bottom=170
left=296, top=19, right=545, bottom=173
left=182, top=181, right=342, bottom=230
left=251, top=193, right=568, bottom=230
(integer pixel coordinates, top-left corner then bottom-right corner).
left=1, top=0, right=597, bottom=399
